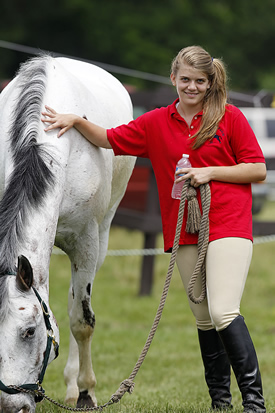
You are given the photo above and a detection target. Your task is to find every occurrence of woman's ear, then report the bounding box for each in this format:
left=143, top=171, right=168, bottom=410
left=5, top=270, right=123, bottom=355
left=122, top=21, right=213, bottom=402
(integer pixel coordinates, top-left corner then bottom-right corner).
left=170, top=73, right=176, bottom=87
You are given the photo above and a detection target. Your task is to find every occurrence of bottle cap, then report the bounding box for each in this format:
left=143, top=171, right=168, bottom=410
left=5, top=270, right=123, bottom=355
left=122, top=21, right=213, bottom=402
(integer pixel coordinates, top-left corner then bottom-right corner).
left=182, top=154, right=189, bottom=158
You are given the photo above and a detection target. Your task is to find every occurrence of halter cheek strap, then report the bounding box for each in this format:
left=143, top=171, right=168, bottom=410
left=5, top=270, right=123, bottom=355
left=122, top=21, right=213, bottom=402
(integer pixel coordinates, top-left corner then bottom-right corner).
left=32, top=287, right=59, bottom=380
left=0, top=287, right=59, bottom=402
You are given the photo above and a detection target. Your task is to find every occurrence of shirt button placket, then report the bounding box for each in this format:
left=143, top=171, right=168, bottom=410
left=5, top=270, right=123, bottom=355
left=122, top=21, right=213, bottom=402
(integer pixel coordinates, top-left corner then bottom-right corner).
left=189, top=124, right=194, bottom=137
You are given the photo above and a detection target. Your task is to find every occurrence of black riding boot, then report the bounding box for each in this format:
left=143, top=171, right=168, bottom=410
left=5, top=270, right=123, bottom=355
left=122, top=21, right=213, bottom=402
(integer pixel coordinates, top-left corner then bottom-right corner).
left=218, top=316, right=266, bottom=413
left=198, top=328, right=232, bottom=410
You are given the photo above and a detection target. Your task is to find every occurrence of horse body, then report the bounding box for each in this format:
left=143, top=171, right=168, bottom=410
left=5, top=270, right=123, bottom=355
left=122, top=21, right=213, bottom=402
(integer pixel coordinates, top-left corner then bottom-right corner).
left=0, top=56, right=135, bottom=412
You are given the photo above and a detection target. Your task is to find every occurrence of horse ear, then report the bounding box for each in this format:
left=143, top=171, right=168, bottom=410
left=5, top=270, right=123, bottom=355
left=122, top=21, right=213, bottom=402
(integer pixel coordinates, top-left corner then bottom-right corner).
left=16, top=255, right=33, bottom=292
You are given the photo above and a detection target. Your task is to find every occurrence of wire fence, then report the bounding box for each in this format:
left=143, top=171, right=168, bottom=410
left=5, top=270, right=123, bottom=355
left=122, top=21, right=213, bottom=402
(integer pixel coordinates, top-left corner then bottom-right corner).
left=52, top=234, right=275, bottom=257
left=0, top=40, right=171, bottom=85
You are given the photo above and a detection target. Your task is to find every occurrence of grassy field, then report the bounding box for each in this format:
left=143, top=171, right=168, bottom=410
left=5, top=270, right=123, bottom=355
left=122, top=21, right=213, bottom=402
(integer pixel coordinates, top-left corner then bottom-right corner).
left=36, top=204, right=275, bottom=413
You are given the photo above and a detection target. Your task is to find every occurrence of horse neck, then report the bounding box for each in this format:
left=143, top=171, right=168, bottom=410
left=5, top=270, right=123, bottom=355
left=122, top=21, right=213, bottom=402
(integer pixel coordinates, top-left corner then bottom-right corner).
left=19, top=200, right=60, bottom=293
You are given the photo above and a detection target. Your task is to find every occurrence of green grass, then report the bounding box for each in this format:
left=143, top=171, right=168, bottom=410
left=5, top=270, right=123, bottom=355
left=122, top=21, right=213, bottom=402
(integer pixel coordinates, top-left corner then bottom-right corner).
left=35, top=214, right=275, bottom=412
left=255, top=199, right=275, bottom=221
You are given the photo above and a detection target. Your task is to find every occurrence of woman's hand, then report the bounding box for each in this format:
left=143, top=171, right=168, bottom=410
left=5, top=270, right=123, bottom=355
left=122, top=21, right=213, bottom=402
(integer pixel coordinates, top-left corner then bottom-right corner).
left=41, top=105, right=111, bottom=148
left=175, top=167, right=213, bottom=187
left=41, top=106, right=80, bottom=137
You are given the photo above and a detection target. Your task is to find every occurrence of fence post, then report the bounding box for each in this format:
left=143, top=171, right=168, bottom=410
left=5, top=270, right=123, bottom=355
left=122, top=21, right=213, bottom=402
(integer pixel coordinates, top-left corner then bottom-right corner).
left=138, top=166, right=160, bottom=295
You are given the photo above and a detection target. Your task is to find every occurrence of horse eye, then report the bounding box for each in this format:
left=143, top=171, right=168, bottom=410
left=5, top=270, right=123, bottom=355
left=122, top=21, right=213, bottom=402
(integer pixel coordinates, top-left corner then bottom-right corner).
left=22, top=327, right=36, bottom=339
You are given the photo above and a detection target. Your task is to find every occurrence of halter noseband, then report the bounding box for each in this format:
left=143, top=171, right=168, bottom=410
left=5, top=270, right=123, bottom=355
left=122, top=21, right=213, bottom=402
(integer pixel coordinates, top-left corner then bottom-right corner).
left=0, top=286, right=59, bottom=402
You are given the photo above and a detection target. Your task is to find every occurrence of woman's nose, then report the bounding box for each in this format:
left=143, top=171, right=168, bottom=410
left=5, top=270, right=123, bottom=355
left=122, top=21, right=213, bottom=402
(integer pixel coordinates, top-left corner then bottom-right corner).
left=188, top=81, right=196, bottom=90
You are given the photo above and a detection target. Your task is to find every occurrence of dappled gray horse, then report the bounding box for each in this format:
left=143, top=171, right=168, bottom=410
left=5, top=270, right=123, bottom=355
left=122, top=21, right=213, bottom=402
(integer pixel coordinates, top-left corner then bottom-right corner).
left=0, top=56, right=135, bottom=412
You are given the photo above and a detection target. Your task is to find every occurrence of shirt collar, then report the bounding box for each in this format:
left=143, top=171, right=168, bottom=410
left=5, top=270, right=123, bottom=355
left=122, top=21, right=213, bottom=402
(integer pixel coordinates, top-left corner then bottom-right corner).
left=169, top=98, right=203, bottom=120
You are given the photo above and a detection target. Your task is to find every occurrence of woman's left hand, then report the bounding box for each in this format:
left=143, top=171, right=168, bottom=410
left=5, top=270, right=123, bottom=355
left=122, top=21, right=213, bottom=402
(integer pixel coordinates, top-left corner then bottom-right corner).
left=175, top=167, right=213, bottom=187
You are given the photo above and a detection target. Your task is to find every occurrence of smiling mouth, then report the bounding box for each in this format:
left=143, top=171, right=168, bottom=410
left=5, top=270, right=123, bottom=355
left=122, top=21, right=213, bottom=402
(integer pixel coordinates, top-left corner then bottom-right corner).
left=185, top=92, right=198, bottom=97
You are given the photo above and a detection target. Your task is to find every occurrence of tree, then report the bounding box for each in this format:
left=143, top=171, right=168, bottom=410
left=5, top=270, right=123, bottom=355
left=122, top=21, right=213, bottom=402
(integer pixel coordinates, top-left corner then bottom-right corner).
left=0, top=0, right=275, bottom=91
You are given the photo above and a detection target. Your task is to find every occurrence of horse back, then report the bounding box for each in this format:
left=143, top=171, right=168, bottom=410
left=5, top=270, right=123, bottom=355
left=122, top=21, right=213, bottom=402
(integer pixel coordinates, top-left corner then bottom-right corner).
left=42, top=57, right=135, bottom=221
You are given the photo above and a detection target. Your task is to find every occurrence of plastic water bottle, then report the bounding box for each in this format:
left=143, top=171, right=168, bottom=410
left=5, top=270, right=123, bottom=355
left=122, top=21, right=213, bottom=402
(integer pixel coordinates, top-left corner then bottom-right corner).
left=171, top=154, right=191, bottom=199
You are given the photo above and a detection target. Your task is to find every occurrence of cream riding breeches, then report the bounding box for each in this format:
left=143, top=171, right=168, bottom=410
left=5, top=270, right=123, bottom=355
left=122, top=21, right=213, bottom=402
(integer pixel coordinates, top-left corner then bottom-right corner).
left=176, top=237, right=253, bottom=331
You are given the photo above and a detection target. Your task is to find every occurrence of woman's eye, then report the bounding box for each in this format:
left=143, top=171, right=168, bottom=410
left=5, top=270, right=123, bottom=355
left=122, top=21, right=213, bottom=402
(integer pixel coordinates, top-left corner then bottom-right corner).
left=22, top=327, right=35, bottom=339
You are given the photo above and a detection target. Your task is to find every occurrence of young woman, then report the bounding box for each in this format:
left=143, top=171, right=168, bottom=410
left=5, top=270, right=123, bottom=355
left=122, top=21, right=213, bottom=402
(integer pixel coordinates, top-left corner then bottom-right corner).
left=42, top=46, right=266, bottom=412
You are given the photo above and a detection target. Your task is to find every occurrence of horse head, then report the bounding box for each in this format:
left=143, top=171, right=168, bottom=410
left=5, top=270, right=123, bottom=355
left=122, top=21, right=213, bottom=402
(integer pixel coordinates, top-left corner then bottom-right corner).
left=0, top=256, right=59, bottom=413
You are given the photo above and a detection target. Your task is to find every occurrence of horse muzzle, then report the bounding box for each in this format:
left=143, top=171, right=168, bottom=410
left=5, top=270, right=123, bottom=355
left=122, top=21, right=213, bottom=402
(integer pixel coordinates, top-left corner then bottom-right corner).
left=0, top=392, right=36, bottom=413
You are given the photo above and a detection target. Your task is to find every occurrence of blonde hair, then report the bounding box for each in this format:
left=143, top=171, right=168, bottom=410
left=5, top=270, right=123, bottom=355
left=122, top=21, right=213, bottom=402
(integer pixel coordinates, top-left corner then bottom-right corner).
left=171, top=46, right=228, bottom=149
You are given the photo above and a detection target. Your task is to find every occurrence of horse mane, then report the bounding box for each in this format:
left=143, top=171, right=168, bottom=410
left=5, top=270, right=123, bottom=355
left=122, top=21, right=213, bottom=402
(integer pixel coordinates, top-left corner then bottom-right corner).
left=0, top=56, right=55, bottom=274
left=0, top=276, right=10, bottom=322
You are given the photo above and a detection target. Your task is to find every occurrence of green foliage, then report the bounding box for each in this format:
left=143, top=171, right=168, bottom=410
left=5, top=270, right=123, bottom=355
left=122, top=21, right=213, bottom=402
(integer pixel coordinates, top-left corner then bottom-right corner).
left=0, top=0, right=275, bottom=90
left=33, top=223, right=275, bottom=412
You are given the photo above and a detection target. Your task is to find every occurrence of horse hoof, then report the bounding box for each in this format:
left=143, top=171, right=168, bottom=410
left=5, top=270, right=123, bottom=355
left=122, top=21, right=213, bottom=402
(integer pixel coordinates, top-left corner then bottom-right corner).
left=76, top=390, right=96, bottom=408
left=65, top=397, right=78, bottom=406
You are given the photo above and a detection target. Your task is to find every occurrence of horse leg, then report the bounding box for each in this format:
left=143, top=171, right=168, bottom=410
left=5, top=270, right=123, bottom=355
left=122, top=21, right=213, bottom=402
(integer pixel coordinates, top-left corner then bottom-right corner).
left=64, top=282, right=80, bottom=405
left=64, top=216, right=115, bottom=407
left=69, top=265, right=97, bottom=408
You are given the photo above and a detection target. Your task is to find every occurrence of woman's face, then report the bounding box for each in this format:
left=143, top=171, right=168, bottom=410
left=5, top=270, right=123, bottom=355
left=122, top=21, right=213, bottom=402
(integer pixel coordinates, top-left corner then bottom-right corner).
left=170, top=63, right=210, bottom=112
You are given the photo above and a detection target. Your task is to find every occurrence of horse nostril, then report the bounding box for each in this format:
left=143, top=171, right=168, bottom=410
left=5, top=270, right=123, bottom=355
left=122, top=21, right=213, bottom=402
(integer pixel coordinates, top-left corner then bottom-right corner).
left=18, top=406, right=31, bottom=413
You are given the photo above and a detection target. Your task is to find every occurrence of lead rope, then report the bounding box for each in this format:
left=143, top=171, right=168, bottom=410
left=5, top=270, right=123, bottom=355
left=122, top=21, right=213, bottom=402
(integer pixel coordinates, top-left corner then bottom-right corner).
left=5, top=180, right=211, bottom=412
left=186, top=183, right=211, bottom=304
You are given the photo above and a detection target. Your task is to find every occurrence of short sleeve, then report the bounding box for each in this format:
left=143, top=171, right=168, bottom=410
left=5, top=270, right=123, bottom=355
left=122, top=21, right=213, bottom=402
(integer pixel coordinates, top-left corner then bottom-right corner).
left=229, top=108, right=265, bottom=164
left=107, top=113, right=150, bottom=158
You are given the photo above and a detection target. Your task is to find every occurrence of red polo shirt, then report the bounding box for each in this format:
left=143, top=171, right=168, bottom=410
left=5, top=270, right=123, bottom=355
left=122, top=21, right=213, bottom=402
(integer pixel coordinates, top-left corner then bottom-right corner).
left=107, top=100, right=265, bottom=252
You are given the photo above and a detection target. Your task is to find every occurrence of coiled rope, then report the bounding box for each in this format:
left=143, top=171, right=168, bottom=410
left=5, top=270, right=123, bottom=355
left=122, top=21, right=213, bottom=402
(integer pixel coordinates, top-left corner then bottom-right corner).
left=186, top=183, right=211, bottom=304
left=3, top=180, right=210, bottom=411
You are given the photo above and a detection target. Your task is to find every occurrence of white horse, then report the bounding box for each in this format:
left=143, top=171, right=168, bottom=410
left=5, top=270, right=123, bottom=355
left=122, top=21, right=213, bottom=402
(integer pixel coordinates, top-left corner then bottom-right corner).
left=0, top=55, right=135, bottom=413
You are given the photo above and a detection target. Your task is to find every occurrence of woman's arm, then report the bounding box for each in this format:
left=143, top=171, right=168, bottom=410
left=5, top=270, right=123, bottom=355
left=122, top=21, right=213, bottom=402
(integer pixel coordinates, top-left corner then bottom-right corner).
left=41, top=106, right=112, bottom=149
left=176, top=163, right=267, bottom=187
